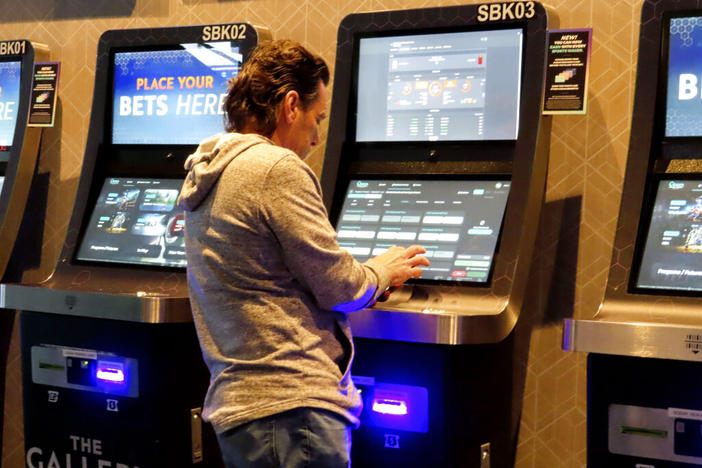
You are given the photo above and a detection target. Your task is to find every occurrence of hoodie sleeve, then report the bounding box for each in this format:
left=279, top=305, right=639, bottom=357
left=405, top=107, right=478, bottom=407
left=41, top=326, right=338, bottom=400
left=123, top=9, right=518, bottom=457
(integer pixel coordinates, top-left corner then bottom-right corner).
left=260, top=154, right=392, bottom=313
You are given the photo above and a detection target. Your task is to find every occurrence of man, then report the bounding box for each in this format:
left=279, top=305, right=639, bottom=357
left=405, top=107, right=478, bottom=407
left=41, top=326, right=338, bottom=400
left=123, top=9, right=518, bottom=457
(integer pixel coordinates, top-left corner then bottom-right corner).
left=178, top=39, right=429, bottom=467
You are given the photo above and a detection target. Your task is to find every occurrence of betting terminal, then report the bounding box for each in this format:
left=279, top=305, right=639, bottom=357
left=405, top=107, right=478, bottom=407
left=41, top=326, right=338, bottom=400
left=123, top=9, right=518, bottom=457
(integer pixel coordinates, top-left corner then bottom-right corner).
left=0, top=24, right=270, bottom=467
left=563, top=1, right=702, bottom=466
left=0, top=39, right=50, bottom=466
left=321, top=2, right=552, bottom=467
left=0, top=40, right=50, bottom=281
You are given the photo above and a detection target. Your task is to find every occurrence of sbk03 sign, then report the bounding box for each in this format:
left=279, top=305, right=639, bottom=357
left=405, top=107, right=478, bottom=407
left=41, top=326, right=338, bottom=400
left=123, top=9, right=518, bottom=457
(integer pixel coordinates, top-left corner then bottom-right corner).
left=477, top=1, right=536, bottom=22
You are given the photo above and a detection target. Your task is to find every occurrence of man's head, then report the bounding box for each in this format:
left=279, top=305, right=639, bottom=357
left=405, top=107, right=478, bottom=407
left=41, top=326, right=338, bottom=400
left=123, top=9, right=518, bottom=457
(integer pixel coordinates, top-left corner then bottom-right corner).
left=223, top=40, right=330, bottom=157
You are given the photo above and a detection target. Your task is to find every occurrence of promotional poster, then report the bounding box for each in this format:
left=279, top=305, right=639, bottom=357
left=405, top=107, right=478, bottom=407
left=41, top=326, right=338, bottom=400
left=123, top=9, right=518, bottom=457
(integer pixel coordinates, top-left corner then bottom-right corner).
left=28, top=62, right=60, bottom=127
left=543, top=29, right=591, bottom=114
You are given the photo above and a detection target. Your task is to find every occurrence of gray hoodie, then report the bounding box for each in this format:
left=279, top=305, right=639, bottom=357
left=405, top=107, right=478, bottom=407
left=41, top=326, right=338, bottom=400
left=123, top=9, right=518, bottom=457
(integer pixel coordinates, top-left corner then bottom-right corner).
left=178, top=132, right=392, bottom=433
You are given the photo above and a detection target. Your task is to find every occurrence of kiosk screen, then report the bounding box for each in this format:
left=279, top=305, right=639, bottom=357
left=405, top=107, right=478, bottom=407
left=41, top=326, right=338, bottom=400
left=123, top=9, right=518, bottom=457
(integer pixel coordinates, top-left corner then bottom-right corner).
left=665, top=16, right=702, bottom=137
left=76, top=177, right=186, bottom=268
left=0, top=61, right=21, bottom=148
left=356, top=28, right=523, bottom=142
left=637, top=180, right=702, bottom=291
left=112, top=42, right=241, bottom=145
left=335, top=179, right=510, bottom=283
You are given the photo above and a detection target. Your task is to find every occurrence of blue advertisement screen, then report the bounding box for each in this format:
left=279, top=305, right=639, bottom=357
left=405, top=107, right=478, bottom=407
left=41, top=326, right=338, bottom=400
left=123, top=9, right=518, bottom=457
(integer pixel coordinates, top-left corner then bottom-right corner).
left=666, top=17, right=702, bottom=137
left=112, top=43, right=241, bottom=145
left=0, top=61, right=21, bottom=147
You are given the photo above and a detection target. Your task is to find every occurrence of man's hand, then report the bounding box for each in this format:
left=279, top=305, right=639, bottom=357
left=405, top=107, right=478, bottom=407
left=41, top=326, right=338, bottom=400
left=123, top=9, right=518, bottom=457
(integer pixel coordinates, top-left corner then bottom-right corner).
left=371, top=244, right=430, bottom=288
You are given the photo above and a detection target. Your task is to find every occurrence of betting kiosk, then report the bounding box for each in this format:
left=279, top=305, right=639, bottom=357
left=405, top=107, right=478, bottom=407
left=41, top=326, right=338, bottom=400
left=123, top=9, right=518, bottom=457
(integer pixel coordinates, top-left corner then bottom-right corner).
left=0, top=24, right=270, bottom=467
left=0, top=40, right=50, bottom=280
left=563, top=1, right=702, bottom=466
left=0, top=38, right=50, bottom=466
left=321, top=3, right=551, bottom=467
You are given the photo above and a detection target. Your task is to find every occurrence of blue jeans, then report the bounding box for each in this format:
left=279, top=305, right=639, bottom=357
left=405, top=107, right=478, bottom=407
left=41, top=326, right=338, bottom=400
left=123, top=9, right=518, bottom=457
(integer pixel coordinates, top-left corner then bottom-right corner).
left=216, top=407, right=352, bottom=468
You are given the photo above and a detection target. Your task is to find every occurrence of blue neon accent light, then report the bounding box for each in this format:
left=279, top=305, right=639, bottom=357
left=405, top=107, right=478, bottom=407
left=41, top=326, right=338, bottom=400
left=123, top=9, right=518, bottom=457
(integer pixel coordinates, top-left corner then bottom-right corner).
left=332, top=284, right=376, bottom=313
left=353, top=377, right=429, bottom=433
left=96, top=361, right=125, bottom=384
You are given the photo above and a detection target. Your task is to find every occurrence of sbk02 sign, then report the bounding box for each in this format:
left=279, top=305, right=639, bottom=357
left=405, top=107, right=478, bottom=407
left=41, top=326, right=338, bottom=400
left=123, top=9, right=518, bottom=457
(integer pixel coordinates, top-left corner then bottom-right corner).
left=201, top=24, right=247, bottom=41
left=477, top=1, right=536, bottom=22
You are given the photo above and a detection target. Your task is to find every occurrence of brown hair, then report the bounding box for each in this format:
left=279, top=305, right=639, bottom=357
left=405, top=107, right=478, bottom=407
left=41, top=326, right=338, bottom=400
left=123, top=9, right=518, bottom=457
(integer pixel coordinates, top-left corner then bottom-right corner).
left=223, top=39, right=330, bottom=136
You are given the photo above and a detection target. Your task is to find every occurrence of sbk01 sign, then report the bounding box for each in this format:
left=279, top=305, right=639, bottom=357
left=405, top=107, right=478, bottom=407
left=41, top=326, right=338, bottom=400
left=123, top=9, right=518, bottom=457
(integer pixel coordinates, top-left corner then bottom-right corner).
left=0, top=40, right=25, bottom=55
left=26, top=435, right=139, bottom=468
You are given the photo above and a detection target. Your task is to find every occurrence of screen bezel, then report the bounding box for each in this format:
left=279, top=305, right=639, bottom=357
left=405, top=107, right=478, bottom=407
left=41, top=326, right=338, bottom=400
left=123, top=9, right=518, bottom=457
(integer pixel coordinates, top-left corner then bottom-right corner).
left=657, top=11, right=702, bottom=158
left=72, top=175, right=187, bottom=271
left=330, top=173, right=512, bottom=287
left=348, top=24, right=527, bottom=151
left=106, top=42, right=240, bottom=147
left=630, top=174, right=702, bottom=296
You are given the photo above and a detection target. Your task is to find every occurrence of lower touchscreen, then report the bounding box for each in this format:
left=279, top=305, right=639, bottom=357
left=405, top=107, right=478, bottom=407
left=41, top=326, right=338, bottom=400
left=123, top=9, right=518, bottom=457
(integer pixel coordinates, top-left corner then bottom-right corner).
left=637, top=179, right=702, bottom=292
left=76, top=177, right=186, bottom=268
left=335, top=179, right=510, bottom=283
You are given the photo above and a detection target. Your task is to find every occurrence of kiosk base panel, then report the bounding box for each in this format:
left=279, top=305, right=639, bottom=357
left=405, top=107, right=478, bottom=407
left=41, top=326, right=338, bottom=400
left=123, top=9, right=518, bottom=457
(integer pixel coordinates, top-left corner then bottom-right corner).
left=589, top=353, right=702, bottom=467
left=20, top=311, right=222, bottom=468
left=351, top=335, right=518, bottom=468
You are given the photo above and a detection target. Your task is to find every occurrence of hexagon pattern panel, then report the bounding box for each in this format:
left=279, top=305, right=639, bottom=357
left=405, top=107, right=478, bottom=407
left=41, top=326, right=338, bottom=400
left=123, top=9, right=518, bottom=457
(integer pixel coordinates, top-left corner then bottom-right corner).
left=0, top=1, right=642, bottom=467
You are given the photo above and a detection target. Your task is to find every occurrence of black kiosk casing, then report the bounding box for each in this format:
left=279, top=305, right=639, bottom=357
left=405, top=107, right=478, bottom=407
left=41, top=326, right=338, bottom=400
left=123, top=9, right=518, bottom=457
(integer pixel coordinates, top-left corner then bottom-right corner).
left=0, top=39, right=50, bottom=468
left=1, top=24, right=270, bottom=468
left=563, top=1, right=702, bottom=466
left=0, top=40, right=50, bottom=280
left=321, top=3, right=552, bottom=467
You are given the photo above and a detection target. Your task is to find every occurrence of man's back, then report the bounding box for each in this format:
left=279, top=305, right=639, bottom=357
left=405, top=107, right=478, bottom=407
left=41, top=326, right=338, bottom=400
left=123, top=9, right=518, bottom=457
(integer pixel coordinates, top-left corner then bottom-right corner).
left=183, top=132, right=364, bottom=435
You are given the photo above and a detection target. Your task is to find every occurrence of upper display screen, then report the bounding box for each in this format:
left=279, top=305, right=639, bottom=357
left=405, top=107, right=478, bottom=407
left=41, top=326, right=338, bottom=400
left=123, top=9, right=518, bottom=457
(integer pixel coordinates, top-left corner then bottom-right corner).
left=76, top=177, right=186, bottom=268
left=356, top=29, right=523, bottom=142
left=0, top=61, right=21, bottom=147
left=665, top=16, right=702, bottom=137
left=112, top=42, right=241, bottom=145
left=637, top=180, right=702, bottom=292
left=335, top=179, right=510, bottom=283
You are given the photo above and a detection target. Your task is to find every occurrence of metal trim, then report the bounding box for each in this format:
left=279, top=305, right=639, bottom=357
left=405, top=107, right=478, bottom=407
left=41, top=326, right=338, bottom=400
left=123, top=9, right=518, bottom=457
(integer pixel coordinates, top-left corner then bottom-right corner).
left=0, top=284, right=192, bottom=323
left=563, top=318, right=702, bottom=362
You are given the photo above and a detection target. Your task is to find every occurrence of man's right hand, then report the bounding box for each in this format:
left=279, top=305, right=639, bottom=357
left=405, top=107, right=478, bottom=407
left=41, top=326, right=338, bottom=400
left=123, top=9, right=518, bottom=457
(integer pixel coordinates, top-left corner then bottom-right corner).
left=371, top=244, right=430, bottom=288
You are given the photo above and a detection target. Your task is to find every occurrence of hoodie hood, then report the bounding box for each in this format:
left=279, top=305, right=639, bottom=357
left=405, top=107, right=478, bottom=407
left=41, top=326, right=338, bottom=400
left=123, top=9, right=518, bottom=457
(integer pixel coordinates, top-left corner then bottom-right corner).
left=178, top=132, right=272, bottom=211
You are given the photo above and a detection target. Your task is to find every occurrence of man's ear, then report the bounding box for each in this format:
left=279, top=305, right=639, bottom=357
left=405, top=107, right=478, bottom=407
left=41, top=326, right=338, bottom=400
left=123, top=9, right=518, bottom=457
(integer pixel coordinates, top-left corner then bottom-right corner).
left=282, top=90, right=301, bottom=124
